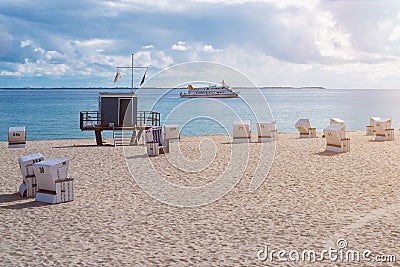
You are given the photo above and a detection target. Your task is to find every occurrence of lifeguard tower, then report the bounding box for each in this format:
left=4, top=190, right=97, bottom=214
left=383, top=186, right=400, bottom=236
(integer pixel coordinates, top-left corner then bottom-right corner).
left=80, top=54, right=160, bottom=145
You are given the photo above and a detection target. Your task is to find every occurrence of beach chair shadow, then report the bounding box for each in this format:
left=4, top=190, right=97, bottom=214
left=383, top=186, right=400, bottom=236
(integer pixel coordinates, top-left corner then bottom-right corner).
left=315, top=150, right=343, bottom=156
left=294, top=137, right=319, bottom=140
left=1, top=201, right=49, bottom=210
left=52, top=144, right=115, bottom=149
left=125, top=154, right=150, bottom=160
left=0, top=192, right=22, bottom=204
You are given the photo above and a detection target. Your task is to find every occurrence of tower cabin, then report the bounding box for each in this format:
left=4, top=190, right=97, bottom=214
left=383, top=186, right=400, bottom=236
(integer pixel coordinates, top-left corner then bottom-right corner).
left=80, top=92, right=160, bottom=145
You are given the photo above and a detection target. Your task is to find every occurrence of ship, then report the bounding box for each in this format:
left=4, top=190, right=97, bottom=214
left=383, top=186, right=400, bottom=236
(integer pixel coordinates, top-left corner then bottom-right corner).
left=180, top=80, right=239, bottom=98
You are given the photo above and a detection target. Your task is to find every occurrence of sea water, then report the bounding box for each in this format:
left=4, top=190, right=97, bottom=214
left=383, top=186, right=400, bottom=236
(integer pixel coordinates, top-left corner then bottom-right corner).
left=1, top=88, right=400, bottom=141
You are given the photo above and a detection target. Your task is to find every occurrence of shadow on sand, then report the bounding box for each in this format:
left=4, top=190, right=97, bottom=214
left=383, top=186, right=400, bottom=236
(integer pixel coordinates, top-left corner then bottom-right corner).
left=125, top=154, right=152, bottom=160
left=1, top=200, right=49, bottom=210
left=52, top=144, right=115, bottom=149
left=315, top=150, right=343, bottom=156
left=0, top=192, right=22, bottom=204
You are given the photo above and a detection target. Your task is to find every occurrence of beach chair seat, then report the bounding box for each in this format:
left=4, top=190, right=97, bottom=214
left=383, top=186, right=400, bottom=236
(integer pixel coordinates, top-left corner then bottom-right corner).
left=8, top=126, right=26, bottom=148
left=366, top=117, right=381, bottom=136
left=295, top=119, right=317, bottom=138
left=323, top=124, right=350, bottom=153
left=33, top=158, right=74, bottom=204
left=18, top=153, right=45, bottom=197
left=374, top=118, right=394, bottom=141
left=233, top=120, right=251, bottom=143
left=257, top=121, right=278, bottom=142
left=146, top=142, right=159, bottom=157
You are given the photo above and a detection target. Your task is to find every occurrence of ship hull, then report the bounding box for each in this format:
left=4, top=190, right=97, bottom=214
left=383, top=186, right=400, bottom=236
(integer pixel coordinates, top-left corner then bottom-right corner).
left=180, top=94, right=239, bottom=98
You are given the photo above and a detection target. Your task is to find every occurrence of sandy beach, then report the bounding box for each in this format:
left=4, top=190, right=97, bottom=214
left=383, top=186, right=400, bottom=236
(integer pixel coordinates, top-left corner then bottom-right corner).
left=1, top=131, right=399, bottom=266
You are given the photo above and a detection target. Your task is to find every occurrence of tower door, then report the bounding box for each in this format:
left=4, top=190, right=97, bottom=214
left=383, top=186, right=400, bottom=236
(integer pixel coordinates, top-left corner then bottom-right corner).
left=119, top=98, right=133, bottom=127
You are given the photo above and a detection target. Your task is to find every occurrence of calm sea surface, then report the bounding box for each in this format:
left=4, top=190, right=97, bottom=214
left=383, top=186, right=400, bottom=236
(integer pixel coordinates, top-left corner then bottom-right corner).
left=1, top=88, right=400, bottom=141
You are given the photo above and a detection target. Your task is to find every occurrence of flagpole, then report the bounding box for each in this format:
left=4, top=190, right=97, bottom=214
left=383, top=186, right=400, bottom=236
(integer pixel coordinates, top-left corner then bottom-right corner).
left=115, top=53, right=147, bottom=91
left=131, top=53, right=134, bottom=93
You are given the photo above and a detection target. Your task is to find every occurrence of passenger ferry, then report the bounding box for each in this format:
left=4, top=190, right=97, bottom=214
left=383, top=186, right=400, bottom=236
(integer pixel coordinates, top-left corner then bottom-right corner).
left=180, top=80, right=239, bottom=98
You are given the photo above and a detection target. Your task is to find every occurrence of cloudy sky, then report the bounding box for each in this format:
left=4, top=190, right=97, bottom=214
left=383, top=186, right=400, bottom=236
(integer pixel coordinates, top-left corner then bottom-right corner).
left=0, top=0, right=399, bottom=88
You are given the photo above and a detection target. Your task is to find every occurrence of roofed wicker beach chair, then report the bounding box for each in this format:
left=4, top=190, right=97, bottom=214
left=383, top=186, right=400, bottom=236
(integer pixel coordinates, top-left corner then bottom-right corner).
left=18, top=153, right=45, bottom=197
left=374, top=118, right=394, bottom=141
left=163, top=124, right=180, bottom=143
left=34, top=158, right=74, bottom=204
left=323, top=124, right=350, bottom=153
left=233, top=120, right=251, bottom=143
left=295, top=119, right=317, bottom=138
left=257, top=121, right=278, bottom=142
left=8, top=126, right=26, bottom=148
left=366, top=117, right=381, bottom=136
left=145, top=126, right=164, bottom=156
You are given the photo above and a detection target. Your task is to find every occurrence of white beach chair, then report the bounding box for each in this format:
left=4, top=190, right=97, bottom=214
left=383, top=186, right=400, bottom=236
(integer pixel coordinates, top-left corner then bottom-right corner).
left=366, top=117, right=381, bottom=136
left=8, top=126, right=26, bottom=148
left=145, top=126, right=164, bottom=156
left=295, top=119, right=317, bottom=138
left=163, top=124, right=180, bottom=143
left=33, top=158, right=74, bottom=204
left=233, top=120, right=251, bottom=143
left=374, top=118, right=394, bottom=141
left=323, top=124, right=350, bottom=153
left=18, top=153, right=45, bottom=197
left=257, top=121, right=278, bottom=142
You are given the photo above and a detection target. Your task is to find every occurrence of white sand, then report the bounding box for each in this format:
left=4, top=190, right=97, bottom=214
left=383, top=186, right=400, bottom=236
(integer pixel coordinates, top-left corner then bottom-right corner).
left=0, top=132, right=399, bottom=266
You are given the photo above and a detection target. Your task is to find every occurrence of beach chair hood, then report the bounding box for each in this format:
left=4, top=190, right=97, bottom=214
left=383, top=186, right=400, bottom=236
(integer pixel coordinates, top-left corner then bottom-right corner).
left=295, top=119, right=310, bottom=134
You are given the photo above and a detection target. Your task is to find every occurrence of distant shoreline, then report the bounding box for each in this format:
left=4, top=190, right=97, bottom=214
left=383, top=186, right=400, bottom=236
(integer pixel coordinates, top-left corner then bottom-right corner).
left=3, top=87, right=400, bottom=90
left=0, top=86, right=327, bottom=90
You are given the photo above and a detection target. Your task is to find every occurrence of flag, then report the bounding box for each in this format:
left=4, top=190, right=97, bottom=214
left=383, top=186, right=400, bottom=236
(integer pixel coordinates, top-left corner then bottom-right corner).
left=114, top=71, right=121, bottom=83
left=140, top=69, right=147, bottom=86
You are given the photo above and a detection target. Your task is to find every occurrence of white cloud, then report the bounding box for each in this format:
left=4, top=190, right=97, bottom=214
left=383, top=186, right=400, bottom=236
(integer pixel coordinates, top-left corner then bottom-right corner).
left=191, top=0, right=318, bottom=8
left=313, top=12, right=354, bottom=60
left=389, top=25, right=400, bottom=42
left=198, top=44, right=221, bottom=53
left=44, top=50, right=67, bottom=64
left=13, top=58, right=69, bottom=77
left=269, top=0, right=319, bottom=10
left=1, top=0, right=400, bottom=88
left=171, top=41, right=188, bottom=51
left=142, top=44, right=155, bottom=49
left=135, top=50, right=174, bottom=69
left=100, top=0, right=190, bottom=13
left=180, top=44, right=400, bottom=89
left=20, top=39, right=33, bottom=48
left=74, top=39, right=114, bottom=47
left=0, top=70, right=20, bottom=76
left=34, top=47, right=45, bottom=54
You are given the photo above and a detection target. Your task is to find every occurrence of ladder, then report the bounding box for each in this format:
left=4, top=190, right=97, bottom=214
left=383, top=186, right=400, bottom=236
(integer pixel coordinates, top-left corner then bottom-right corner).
left=113, top=127, right=144, bottom=146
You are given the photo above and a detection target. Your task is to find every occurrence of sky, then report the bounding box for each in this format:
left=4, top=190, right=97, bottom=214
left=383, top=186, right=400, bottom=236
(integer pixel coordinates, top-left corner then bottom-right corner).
left=0, top=0, right=400, bottom=89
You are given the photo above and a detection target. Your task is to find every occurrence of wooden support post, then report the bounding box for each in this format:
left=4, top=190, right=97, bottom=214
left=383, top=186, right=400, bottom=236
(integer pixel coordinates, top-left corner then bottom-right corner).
left=95, top=130, right=103, bottom=146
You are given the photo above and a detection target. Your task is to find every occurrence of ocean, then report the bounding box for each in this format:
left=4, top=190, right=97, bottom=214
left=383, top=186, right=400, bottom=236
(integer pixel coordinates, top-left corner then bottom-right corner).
left=1, top=88, right=400, bottom=141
